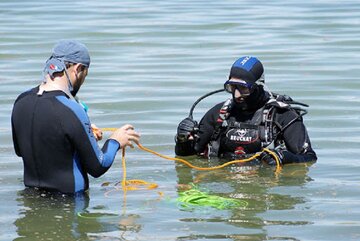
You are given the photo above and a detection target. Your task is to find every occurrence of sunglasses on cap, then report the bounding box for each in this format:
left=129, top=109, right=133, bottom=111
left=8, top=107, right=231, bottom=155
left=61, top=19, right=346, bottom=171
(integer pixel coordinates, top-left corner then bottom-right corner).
left=224, top=80, right=253, bottom=96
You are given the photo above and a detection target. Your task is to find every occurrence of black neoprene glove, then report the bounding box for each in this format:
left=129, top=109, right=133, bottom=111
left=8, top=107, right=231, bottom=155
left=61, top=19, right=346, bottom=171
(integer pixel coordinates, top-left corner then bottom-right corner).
left=176, top=117, right=198, bottom=143
left=260, top=149, right=284, bottom=166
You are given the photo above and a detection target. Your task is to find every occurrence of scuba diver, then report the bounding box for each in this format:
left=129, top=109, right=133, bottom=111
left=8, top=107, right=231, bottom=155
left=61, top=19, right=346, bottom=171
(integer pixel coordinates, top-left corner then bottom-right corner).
left=175, top=56, right=317, bottom=165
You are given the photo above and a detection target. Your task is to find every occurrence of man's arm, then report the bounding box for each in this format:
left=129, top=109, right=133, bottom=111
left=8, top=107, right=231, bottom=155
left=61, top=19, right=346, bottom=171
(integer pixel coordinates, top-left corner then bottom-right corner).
left=57, top=96, right=120, bottom=177
left=175, top=103, right=222, bottom=156
left=276, top=109, right=317, bottom=164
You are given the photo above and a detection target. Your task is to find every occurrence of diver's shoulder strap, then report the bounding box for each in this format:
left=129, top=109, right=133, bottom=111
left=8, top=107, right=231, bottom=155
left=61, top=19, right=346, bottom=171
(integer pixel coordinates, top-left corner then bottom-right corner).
left=267, top=93, right=309, bottom=114
left=264, top=93, right=309, bottom=143
left=216, top=98, right=233, bottom=124
left=208, top=98, right=232, bottom=157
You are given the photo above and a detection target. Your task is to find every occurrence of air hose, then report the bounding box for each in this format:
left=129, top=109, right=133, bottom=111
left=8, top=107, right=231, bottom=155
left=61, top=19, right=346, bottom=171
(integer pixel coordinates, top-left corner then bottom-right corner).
left=188, top=89, right=225, bottom=119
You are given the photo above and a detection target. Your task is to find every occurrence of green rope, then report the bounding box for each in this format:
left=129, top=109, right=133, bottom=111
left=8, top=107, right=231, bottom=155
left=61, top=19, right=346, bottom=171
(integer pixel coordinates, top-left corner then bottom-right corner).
left=177, top=185, right=248, bottom=210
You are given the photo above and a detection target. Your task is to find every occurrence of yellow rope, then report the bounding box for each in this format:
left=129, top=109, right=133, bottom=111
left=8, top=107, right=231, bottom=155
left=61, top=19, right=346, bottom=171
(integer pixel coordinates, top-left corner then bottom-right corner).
left=121, top=148, right=158, bottom=191
left=101, top=127, right=119, bottom=132
left=137, top=143, right=262, bottom=171
left=101, top=128, right=282, bottom=191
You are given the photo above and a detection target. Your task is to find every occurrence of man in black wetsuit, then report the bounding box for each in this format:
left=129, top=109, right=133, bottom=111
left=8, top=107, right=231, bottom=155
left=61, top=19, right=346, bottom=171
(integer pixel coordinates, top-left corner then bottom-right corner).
left=175, top=56, right=317, bottom=165
left=11, top=40, right=140, bottom=194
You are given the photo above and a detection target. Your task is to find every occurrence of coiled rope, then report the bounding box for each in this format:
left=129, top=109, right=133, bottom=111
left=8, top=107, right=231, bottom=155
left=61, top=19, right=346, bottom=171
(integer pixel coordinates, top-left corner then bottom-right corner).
left=177, top=184, right=249, bottom=210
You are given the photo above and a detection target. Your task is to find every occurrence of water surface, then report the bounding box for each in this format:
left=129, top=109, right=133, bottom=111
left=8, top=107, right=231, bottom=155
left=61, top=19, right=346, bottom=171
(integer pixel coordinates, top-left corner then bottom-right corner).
left=1, top=0, right=360, bottom=240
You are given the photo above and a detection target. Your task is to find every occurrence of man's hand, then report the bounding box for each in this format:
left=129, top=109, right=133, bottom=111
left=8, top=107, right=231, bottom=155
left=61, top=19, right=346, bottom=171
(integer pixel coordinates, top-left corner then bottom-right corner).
left=110, top=124, right=141, bottom=149
left=260, top=149, right=284, bottom=166
left=176, top=117, right=198, bottom=143
left=91, top=124, right=103, bottom=141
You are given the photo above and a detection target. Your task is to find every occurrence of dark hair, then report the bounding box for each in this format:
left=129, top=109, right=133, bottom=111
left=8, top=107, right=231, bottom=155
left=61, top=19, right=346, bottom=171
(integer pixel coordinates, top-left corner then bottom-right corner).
left=65, top=61, right=87, bottom=72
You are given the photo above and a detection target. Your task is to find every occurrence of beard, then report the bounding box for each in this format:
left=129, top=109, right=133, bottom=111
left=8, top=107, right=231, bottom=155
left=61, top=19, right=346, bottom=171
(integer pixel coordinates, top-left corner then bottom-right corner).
left=70, top=83, right=80, bottom=97
left=70, top=72, right=86, bottom=97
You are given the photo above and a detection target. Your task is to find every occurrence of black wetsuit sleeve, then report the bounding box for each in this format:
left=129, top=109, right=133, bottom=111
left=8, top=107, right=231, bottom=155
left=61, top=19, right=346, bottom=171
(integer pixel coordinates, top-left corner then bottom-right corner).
left=194, top=104, right=222, bottom=154
left=11, top=92, right=28, bottom=157
left=275, top=109, right=317, bottom=164
left=11, top=117, right=21, bottom=156
left=175, top=139, right=196, bottom=156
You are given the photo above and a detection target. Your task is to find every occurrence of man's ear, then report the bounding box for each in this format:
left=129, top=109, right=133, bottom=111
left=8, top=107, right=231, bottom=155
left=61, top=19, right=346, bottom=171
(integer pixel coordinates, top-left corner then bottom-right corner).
left=75, top=64, right=85, bottom=73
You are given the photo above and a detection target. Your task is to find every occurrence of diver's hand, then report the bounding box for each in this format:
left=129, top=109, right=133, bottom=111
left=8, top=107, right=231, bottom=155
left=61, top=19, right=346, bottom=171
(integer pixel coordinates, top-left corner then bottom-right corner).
left=260, top=149, right=284, bottom=166
left=176, top=117, right=198, bottom=143
left=110, top=124, right=140, bottom=149
left=91, top=124, right=103, bottom=141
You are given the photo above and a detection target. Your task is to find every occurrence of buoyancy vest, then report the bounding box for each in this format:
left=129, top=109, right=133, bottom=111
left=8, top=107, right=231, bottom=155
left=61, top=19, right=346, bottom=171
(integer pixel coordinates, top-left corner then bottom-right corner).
left=208, top=93, right=307, bottom=158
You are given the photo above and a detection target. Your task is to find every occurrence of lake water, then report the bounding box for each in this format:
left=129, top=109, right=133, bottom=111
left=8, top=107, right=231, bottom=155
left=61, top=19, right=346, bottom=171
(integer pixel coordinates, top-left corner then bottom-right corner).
left=1, top=0, right=360, bottom=240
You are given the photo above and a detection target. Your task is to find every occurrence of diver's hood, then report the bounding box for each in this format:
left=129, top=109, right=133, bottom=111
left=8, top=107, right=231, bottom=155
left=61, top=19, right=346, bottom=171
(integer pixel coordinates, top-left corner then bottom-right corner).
left=233, top=84, right=269, bottom=111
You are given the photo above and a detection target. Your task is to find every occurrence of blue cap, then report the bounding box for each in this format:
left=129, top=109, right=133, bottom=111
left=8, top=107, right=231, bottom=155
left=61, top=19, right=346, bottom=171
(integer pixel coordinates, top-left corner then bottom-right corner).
left=229, top=56, right=264, bottom=84
left=44, top=40, right=90, bottom=78
left=44, top=58, right=66, bottom=77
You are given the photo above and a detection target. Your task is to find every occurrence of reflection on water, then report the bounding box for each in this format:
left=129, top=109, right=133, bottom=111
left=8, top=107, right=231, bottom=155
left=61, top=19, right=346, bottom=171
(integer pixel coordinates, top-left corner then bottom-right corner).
left=14, top=162, right=314, bottom=240
left=15, top=189, right=90, bottom=240
left=15, top=188, right=143, bottom=241
left=175, top=161, right=313, bottom=240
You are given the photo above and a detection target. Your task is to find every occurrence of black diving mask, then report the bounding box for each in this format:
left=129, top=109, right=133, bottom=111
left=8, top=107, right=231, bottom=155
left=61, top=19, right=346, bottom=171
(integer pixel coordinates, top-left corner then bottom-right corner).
left=224, top=80, right=253, bottom=97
